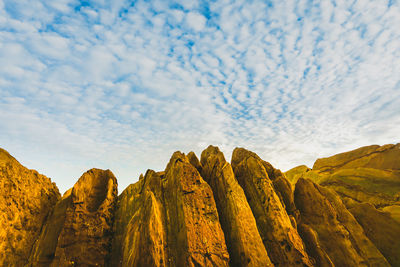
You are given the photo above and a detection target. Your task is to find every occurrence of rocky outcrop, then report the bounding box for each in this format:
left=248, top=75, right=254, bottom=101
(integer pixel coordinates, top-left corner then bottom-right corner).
left=231, top=148, right=312, bottom=266
left=313, top=144, right=400, bottom=172
left=0, top=148, right=60, bottom=267
left=285, top=144, right=400, bottom=219
left=163, top=151, right=230, bottom=266
left=110, top=151, right=230, bottom=267
left=1, top=144, right=399, bottom=266
left=199, top=146, right=272, bottom=266
left=294, top=178, right=389, bottom=267
left=110, top=170, right=166, bottom=266
left=29, top=168, right=118, bottom=266
left=346, top=201, right=400, bottom=266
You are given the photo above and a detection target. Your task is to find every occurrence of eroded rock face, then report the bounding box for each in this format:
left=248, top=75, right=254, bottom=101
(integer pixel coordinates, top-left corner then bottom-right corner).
left=294, top=178, right=389, bottom=267
left=29, top=168, right=118, bottom=266
left=0, top=148, right=60, bottom=267
left=110, top=151, right=230, bottom=267
left=200, top=146, right=272, bottom=267
left=346, top=201, right=400, bottom=267
left=163, top=151, right=230, bottom=266
left=111, top=170, right=166, bottom=267
left=231, top=148, right=312, bottom=266
left=1, top=145, right=399, bottom=266
left=285, top=144, right=400, bottom=220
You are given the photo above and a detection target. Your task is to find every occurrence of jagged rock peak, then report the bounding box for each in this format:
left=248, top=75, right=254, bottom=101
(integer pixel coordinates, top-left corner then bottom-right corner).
left=200, top=145, right=273, bottom=266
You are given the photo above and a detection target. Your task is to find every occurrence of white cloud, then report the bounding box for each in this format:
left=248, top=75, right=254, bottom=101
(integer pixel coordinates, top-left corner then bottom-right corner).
left=185, top=11, right=206, bottom=31
left=0, top=0, right=399, bottom=193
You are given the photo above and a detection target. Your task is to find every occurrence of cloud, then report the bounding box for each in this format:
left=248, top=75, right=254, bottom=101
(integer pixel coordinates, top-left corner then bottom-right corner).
left=0, top=0, right=399, bottom=193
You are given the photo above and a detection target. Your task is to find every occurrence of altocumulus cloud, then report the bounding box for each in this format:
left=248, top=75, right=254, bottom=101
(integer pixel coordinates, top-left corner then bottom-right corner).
left=0, top=0, right=399, bottom=193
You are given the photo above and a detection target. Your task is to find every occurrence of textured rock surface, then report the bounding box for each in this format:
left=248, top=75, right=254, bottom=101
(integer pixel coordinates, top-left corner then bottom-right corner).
left=200, top=146, right=272, bottom=266
left=294, top=178, right=389, bottom=267
left=347, top=201, right=400, bottom=266
left=163, top=152, right=230, bottom=266
left=29, top=168, right=118, bottom=266
left=1, top=145, right=399, bottom=266
left=286, top=144, right=400, bottom=215
left=231, top=148, right=312, bottom=266
left=110, top=170, right=166, bottom=266
left=0, top=148, right=60, bottom=267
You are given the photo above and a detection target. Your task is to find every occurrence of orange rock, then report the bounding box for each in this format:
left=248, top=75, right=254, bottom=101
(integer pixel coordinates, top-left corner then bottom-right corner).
left=30, top=168, right=118, bottom=266
left=294, top=178, right=389, bottom=267
left=0, top=148, right=60, bottom=267
left=231, top=148, right=312, bottom=266
left=200, top=145, right=273, bottom=266
left=163, top=151, right=230, bottom=266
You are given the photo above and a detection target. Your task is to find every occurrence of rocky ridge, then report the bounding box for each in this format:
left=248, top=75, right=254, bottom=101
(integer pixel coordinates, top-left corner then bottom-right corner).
left=0, top=144, right=399, bottom=266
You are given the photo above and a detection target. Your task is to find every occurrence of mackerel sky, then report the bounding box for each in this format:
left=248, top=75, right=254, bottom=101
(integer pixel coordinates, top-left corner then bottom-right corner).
left=1, top=0, right=399, bottom=193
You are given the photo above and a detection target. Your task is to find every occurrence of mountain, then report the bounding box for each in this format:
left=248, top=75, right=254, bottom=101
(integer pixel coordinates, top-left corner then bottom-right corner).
left=0, top=144, right=399, bottom=266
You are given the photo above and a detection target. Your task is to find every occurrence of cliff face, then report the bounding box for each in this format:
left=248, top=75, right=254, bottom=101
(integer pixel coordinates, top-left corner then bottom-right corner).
left=0, top=149, right=60, bottom=267
left=0, top=144, right=399, bottom=266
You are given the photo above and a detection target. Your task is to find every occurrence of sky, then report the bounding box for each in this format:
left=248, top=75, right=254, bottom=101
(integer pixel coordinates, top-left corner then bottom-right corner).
left=0, top=0, right=399, bottom=194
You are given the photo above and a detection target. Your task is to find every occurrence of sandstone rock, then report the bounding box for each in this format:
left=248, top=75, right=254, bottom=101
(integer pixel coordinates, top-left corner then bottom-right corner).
left=286, top=144, right=400, bottom=215
left=0, top=148, right=60, bottom=267
left=294, top=178, right=389, bottom=267
left=347, top=202, right=400, bottom=267
left=297, top=223, right=334, bottom=267
left=231, top=148, right=312, bottom=266
left=187, top=151, right=202, bottom=174
left=313, top=143, right=400, bottom=172
left=200, top=145, right=273, bottom=267
left=29, top=168, right=118, bottom=266
left=380, top=205, right=400, bottom=224
left=163, top=151, right=230, bottom=266
left=285, top=165, right=311, bottom=185
left=115, top=170, right=166, bottom=266
left=109, top=181, right=143, bottom=266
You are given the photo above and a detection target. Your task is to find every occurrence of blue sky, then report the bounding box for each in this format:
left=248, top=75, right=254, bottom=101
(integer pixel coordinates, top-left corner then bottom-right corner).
left=1, top=0, right=399, bottom=194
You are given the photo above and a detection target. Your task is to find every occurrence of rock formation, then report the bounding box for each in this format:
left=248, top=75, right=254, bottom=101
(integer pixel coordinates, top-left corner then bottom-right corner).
left=1, top=144, right=399, bottom=266
left=199, top=146, right=272, bottom=266
left=231, top=148, right=312, bottom=266
left=29, top=168, right=118, bottom=266
left=294, top=178, right=389, bottom=267
left=0, top=148, right=60, bottom=267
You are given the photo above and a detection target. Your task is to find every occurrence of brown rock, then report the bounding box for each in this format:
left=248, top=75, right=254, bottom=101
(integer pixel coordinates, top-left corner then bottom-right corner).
left=163, top=151, right=230, bottom=266
left=313, top=143, right=400, bottom=172
left=29, top=168, right=118, bottom=266
left=294, top=178, right=389, bottom=267
left=347, top=202, right=400, bottom=266
left=115, top=170, right=167, bottom=266
left=187, top=151, right=202, bottom=174
left=200, top=145, right=273, bottom=267
left=231, top=148, right=312, bottom=266
left=0, top=148, right=60, bottom=267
